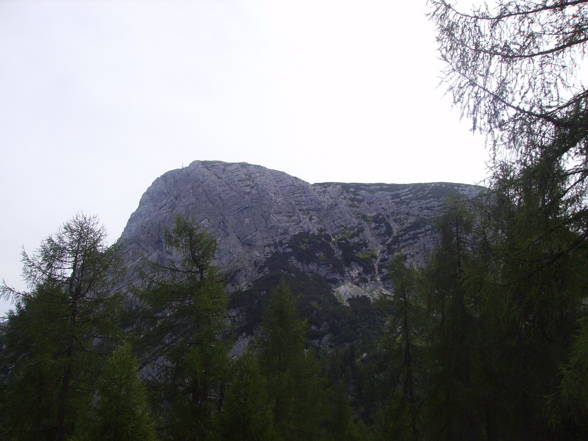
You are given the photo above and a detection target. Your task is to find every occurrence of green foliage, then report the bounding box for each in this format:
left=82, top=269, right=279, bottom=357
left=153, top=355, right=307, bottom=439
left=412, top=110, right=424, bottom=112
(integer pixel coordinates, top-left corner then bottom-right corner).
left=325, top=382, right=365, bottom=441
left=420, top=196, right=489, bottom=440
left=475, top=159, right=588, bottom=439
left=551, top=317, right=588, bottom=436
left=214, top=354, right=276, bottom=441
left=0, top=285, right=81, bottom=440
left=136, top=214, right=229, bottom=440
left=230, top=243, right=385, bottom=346
left=73, top=342, right=157, bottom=441
left=2, top=161, right=587, bottom=441
left=413, top=174, right=587, bottom=440
left=376, top=255, right=424, bottom=441
left=250, top=281, right=326, bottom=441
left=0, top=214, right=123, bottom=441
left=162, top=214, right=217, bottom=282
left=428, top=2, right=588, bottom=438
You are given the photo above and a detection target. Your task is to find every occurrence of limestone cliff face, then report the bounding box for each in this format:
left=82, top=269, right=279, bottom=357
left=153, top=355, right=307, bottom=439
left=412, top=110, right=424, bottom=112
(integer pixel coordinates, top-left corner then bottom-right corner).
left=119, top=160, right=480, bottom=299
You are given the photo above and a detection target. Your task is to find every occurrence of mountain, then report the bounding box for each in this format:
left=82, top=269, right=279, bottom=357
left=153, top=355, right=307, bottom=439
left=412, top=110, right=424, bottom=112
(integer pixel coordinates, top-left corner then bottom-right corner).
left=118, top=160, right=481, bottom=345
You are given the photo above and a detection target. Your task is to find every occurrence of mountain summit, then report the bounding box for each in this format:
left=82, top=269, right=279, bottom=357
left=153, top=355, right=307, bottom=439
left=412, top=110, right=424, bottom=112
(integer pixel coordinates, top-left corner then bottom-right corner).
left=119, top=160, right=480, bottom=343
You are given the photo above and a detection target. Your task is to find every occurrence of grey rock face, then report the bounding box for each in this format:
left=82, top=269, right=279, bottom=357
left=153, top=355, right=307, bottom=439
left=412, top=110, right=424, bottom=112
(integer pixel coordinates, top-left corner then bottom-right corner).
left=119, top=160, right=481, bottom=296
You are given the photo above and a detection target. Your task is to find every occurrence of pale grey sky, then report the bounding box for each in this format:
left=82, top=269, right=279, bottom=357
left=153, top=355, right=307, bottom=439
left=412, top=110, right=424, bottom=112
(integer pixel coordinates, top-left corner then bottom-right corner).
left=0, top=0, right=489, bottom=315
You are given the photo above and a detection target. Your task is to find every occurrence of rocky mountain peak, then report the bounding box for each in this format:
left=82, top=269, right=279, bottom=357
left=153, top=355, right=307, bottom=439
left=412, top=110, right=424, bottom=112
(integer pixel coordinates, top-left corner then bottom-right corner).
left=120, top=161, right=481, bottom=298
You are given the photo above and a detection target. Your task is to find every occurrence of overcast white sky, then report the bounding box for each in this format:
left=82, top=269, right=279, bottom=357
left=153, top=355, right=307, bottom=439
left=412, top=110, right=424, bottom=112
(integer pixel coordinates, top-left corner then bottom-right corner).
left=0, top=0, right=489, bottom=316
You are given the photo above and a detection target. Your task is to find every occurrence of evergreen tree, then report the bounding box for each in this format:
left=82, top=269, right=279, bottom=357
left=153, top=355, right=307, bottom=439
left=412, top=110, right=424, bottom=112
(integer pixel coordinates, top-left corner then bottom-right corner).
left=377, top=255, right=424, bottom=441
left=136, top=214, right=229, bottom=440
left=326, top=381, right=364, bottom=441
left=0, top=285, right=74, bottom=440
left=428, top=2, right=588, bottom=438
left=421, top=196, right=488, bottom=441
left=250, top=281, right=325, bottom=441
left=0, top=214, right=123, bottom=441
left=214, top=354, right=276, bottom=441
left=73, top=342, right=157, bottom=441
left=475, top=159, right=588, bottom=440
left=550, top=316, right=588, bottom=437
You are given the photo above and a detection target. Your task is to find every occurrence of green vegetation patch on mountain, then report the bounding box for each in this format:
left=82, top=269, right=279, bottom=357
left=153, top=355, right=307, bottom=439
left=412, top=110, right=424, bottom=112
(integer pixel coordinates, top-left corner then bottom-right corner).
left=229, top=232, right=386, bottom=346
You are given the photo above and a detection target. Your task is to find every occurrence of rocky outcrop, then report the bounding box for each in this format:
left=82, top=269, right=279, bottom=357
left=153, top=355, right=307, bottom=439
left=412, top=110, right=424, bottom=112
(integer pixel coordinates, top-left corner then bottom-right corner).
left=120, top=160, right=480, bottom=293
left=118, top=160, right=481, bottom=344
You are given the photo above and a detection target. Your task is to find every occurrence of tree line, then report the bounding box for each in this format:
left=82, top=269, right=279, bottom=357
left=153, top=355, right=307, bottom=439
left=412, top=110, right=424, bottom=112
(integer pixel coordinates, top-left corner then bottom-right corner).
left=0, top=213, right=364, bottom=441
left=1, top=183, right=586, bottom=440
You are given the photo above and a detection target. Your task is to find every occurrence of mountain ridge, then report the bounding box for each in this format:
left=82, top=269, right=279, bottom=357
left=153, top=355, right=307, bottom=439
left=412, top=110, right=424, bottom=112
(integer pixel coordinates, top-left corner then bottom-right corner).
left=118, top=160, right=482, bottom=343
left=120, top=160, right=481, bottom=290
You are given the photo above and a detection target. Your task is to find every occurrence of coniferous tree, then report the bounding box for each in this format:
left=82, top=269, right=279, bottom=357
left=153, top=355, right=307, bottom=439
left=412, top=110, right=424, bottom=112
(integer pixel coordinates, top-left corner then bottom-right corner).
left=72, top=342, right=157, bottom=441
left=428, top=2, right=588, bottom=438
left=550, top=316, right=588, bottom=437
left=0, top=214, right=123, bottom=441
left=428, top=0, right=588, bottom=187
left=214, top=353, right=276, bottom=441
left=250, top=281, right=325, bottom=441
left=377, top=255, right=424, bottom=441
left=421, top=196, right=487, bottom=441
left=475, top=158, right=588, bottom=440
left=326, top=381, right=364, bottom=441
left=136, top=214, right=229, bottom=440
left=0, top=285, right=75, bottom=440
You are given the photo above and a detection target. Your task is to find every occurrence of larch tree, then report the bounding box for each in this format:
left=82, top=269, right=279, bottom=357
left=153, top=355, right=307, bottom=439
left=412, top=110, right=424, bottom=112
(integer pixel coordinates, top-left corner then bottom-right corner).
left=420, top=196, right=489, bottom=441
left=136, top=214, right=230, bottom=440
left=429, top=0, right=588, bottom=166
left=475, top=160, right=588, bottom=440
left=428, top=0, right=588, bottom=297
left=249, top=281, right=325, bottom=441
left=72, top=342, right=157, bottom=441
left=377, top=255, right=424, bottom=441
left=214, top=353, right=277, bottom=441
left=0, top=214, right=124, bottom=441
left=429, top=2, right=588, bottom=438
left=550, top=316, right=588, bottom=437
